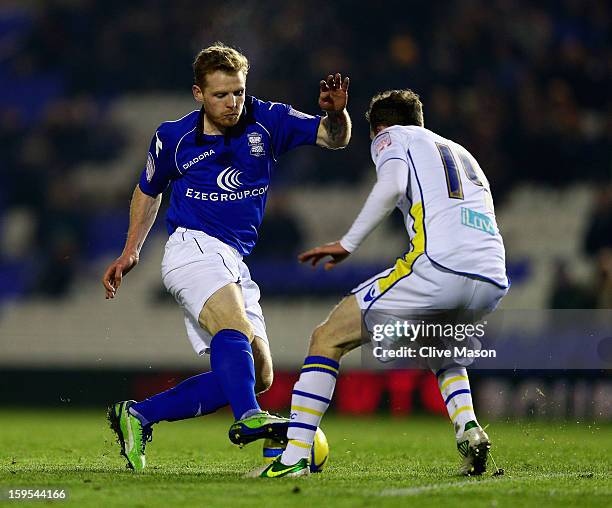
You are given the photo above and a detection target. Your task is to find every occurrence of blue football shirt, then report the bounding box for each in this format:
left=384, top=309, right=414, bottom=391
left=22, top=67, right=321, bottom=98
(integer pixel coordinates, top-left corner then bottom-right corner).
left=138, top=96, right=321, bottom=255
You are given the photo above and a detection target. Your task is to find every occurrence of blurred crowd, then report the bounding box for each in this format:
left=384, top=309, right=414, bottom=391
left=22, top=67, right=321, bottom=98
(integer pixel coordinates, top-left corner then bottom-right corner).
left=551, top=186, right=612, bottom=308
left=0, top=0, right=610, bottom=300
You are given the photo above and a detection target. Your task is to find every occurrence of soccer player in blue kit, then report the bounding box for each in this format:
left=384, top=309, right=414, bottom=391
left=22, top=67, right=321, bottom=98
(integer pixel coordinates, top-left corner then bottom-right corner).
left=102, top=43, right=351, bottom=471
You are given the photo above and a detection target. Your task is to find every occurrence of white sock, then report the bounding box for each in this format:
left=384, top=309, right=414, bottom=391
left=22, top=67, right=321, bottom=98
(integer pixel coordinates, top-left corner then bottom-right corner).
left=435, top=367, right=477, bottom=438
left=281, top=356, right=339, bottom=465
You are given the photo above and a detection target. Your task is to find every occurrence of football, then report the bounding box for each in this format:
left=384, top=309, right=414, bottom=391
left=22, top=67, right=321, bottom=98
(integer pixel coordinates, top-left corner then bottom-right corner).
left=262, top=427, right=329, bottom=473
left=309, top=427, right=330, bottom=472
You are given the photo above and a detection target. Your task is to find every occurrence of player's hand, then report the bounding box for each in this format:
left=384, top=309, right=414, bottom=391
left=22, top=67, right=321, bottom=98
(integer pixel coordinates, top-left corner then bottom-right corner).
left=319, top=73, right=349, bottom=113
left=298, top=241, right=350, bottom=271
left=102, top=252, right=139, bottom=299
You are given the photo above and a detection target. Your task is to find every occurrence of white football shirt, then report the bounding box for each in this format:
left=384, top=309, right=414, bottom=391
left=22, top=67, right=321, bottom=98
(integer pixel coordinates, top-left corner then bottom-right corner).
left=370, top=125, right=508, bottom=288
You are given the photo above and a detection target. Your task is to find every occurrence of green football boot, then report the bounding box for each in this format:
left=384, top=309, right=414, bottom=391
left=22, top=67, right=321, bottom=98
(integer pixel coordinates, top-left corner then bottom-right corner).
left=228, top=411, right=289, bottom=447
left=456, top=420, right=490, bottom=476
left=246, top=457, right=310, bottom=478
left=107, top=400, right=152, bottom=472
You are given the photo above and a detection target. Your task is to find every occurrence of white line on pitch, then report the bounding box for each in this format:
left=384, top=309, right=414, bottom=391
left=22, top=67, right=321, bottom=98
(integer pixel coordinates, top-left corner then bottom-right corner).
left=379, top=473, right=582, bottom=497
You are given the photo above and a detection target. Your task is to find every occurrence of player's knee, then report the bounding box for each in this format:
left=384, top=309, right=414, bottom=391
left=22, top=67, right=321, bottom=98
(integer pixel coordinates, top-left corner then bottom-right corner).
left=233, top=318, right=254, bottom=342
left=309, top=323, right=343, bottom=359
left=201, top=315, right=254, bottom=342
left=310, top=324, right=327, bottom=348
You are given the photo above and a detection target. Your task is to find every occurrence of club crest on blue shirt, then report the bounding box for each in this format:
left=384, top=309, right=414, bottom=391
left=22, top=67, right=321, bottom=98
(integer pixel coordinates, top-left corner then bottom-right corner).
left=146, top=152, right=156, bottom=182
left=248, top=132, right=265, bottom=157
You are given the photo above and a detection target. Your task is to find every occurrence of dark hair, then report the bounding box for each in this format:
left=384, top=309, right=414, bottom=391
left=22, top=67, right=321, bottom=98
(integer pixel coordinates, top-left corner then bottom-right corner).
left=365, top=89, right=424, bottom=130
left=193, top=42, right=249, bottom=88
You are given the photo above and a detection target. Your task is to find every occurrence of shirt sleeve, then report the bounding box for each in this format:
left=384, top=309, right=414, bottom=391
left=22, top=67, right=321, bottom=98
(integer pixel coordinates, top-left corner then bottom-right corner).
left=264, top=102, right=322, bottom=157
left=370, top=128, right=408, bottom=169
left=138, top=127, right=181, bottom=197
left=340, top=158, right=409, bottom=253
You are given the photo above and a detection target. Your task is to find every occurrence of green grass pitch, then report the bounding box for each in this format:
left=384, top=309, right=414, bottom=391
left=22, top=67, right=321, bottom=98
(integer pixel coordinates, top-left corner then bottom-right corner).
left=0, top=409, right=610, bottom=507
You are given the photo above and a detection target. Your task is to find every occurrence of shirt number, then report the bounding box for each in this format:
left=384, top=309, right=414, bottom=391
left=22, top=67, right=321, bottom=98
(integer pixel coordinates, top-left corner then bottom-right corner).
left=436, top=142, right=485, bottom=200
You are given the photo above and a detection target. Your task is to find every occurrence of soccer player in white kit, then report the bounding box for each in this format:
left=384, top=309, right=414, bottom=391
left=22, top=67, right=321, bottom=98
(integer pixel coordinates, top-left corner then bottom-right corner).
left=252, top=89, right=509, bottom=478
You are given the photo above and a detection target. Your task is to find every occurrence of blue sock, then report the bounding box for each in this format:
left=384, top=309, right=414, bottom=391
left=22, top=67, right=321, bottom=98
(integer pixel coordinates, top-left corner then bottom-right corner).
left=130, top=371, right=228, bottom=425
left=210, top=329, right=260, bottom=420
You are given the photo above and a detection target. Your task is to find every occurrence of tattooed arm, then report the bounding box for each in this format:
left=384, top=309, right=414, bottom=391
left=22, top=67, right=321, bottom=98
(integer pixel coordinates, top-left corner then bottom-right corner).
left=316, top=73, right=352, bottom=149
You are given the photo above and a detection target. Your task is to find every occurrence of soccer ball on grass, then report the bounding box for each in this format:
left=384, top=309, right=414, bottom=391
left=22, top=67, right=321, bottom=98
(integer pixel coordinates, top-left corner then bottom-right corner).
left=262, top=427, right=329, bottom=473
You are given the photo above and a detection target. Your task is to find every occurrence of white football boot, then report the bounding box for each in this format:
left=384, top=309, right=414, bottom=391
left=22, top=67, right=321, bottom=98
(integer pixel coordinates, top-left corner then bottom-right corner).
left=456, top=421, right=490, bottom=476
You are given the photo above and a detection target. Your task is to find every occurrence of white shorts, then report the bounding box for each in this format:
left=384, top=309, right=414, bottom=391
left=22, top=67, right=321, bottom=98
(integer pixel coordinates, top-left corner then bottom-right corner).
left=161, top=227, right=267, bottom=356
left=352, top=254, right=507, bottom=331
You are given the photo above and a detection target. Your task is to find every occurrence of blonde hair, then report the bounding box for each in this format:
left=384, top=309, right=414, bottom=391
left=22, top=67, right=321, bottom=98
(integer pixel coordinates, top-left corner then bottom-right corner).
left=193, top=43, right=249, bottom=88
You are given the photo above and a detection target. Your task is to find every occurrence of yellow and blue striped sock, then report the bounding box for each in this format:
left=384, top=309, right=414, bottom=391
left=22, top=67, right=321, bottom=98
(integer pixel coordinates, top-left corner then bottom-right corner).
left=435, top=367, right=477, bottom=437
left=281, top=355, right=339, bottom=465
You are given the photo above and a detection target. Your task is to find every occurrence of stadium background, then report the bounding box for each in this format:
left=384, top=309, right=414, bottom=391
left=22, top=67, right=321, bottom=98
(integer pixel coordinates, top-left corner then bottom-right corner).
left=0, top=0, right=610, bottom=422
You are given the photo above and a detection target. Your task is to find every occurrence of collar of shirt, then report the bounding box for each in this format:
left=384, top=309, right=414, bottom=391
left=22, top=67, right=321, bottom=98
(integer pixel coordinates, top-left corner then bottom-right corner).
left=195, top=97, right=256, bottom=147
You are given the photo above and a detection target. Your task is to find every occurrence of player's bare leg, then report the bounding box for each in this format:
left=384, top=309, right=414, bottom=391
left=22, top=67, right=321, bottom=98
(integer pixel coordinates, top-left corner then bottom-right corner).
left=199, top=283, right=257, bottom=427
left=109, top=284, right=278, bottom=470
left=200, top=286, right=274, bottom=394
left=307, top=294, right=364, bottom=360
left=200, top=282, right=288, bottom=445
left=252, top=336, right=273, bottom=394
left=251, top=295, right=363, bottom=477
left=199, top=282, right=254, bottom=341
left=200, top=283, right=274, bottom=393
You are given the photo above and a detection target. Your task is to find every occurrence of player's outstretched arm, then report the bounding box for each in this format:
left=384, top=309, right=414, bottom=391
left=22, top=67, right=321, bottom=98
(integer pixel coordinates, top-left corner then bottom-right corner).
left=316, top=73, right=351, bottom=149
left=300, top=159, right=408, bottom=273
left=102, top=185, right=162, bottom=299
